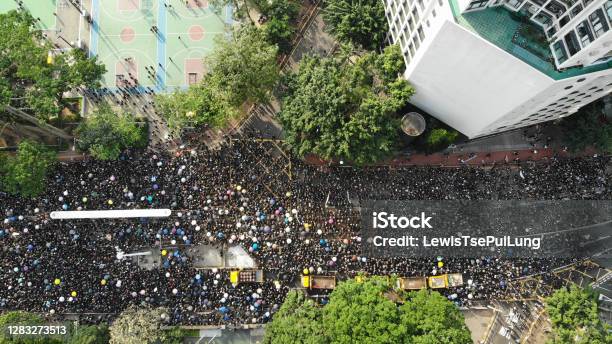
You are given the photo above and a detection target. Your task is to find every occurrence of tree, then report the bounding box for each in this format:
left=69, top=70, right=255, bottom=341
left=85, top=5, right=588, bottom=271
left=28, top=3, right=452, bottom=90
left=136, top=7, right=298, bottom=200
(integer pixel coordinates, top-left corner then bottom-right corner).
left=400, top=290, right=473, bottom=343
left=264, top=17, right=295, bottom=54
left=264, top=278, right=472, bottom=344
left=208, top=0, right=254, bottom=23
left=69, top=325, right=110, bottom=344
left=257, top=0, right=300, bottom=53
left=562, top=103, right=612, bottom=153
left=323, top=0, right=388, bottom=50
left=0, top=140, right=56, bottom=197
left=322, top=277, right=405, bottom=343
left=425, top=128, right=459, bottom=151
left=156, top=26, right=277, bottom=134
left=0, top=311, right=63, bottom=344
left=375, top=45, right=406, bottom=83
left=545, top=286, right=611, bottom=344
left=279, top=53, right=414, bottom=165
left=109, top=306, right=168, bottom=344
left=75, top=104, right=147, bottom=160
left=263, top=291, right=323, bottom=344
left=163, top=327, right=187, bottom=344
left=155, top=81, right=237, bottom=136
left=0, top=10, right=105, bottom=121
left=206, top=25, right=280, bottom=107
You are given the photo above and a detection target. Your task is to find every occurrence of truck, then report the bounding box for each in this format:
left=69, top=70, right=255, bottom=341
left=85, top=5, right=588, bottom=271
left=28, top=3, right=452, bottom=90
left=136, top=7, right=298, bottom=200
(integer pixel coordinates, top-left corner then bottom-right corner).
left=230, top=269, right=264, bottom=286
left=447, top=273, right=464, bottom=287
left=302, top=275, right=336, bottom=289
left=428, top=275, right=448, bottom=289
left=397, top=277, right=427, bottom=290
left=427, top=273, right=465, bottom=289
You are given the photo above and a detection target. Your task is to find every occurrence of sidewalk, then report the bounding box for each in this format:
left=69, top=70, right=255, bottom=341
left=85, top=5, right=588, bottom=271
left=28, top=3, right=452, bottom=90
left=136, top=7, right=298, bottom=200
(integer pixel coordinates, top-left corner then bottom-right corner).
left=57, top=148, right=86, bottom=161
left=304, top=147, right=601, bottom=167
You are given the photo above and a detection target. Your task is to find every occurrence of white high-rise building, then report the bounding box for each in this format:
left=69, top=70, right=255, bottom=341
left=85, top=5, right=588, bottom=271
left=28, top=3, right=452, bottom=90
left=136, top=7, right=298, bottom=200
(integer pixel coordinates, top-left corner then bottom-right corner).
left=385, top=0, right=612, bottom=138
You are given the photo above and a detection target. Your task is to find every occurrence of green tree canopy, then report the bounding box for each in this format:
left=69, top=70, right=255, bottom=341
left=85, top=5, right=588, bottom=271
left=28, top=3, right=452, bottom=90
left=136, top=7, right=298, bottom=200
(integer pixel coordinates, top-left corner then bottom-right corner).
left=263, top=291, right=323, bottom=344
left=264, top=277, right=472, bottom=344
left=0, top=140, right=56, bottom=197
left=156, top=25, right=280, bottom=134
left=279, top=51, right=414, bottom=165
left=545, top=286, right=611, bottom=344
left=323, top=0, right=388, bottom=50
left=424, top=128, right=459, bottom=152
left=264, top=17, right=295, bottom=54
left=375, top=45, right=406, bottom=82
left=562, top=103, right=612, bottom=153
left=257, top=0, right=300, bottom=53
left=163, top=327, right=188, bottom=344
left=75, top=104, right=147, bottom=160
left=0, top=10, right=105, bottom=121
left=0, top=311, right=62, bottom=344
left=208, top=0, right=254, bottom=23
left=322, top=277, right=405, bottom=343
left=155, top=81, right=237, bottom=136
left=206, top=25, right=280, bottom=106
left=69, top=325, right=110, bottom=344
left=109, top=306, right=168, bottom=344
left=400, top=289, right=473, bottom=343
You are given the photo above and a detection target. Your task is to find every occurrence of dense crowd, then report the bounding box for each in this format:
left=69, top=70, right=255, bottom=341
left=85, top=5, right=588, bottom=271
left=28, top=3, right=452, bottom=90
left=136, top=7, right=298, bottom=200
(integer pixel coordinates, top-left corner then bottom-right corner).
left=0, top=138, right=610, bottom=326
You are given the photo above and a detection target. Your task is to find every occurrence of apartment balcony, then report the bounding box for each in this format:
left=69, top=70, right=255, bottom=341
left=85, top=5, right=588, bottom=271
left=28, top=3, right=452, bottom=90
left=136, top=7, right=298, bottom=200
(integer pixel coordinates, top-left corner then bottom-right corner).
left=448, top=2, right=612, bottom=79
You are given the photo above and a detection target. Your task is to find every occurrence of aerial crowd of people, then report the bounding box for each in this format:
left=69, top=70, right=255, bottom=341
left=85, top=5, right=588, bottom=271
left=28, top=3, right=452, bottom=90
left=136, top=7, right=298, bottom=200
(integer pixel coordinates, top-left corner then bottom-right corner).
left=0, top=136, right=610, bottom=326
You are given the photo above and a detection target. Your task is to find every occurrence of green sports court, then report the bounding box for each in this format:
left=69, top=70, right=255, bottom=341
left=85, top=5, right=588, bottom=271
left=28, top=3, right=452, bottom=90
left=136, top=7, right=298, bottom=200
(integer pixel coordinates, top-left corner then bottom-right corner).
left=1, top=0, right=232, bottom=91
left=90, top=0, right=233, bottom=91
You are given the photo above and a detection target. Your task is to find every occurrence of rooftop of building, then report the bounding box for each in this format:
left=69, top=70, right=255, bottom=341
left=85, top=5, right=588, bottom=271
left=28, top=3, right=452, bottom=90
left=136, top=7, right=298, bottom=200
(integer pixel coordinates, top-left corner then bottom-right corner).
left=447, top=1, right=612, bottom=80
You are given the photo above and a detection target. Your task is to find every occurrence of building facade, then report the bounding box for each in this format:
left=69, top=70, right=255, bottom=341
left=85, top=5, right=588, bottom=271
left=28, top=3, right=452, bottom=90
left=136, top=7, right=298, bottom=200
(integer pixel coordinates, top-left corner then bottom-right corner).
left=385, top=0, right=612, bottom=138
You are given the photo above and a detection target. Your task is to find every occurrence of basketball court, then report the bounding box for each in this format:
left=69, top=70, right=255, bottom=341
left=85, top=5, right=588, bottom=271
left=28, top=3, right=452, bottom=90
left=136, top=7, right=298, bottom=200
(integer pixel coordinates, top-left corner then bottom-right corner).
left=90, top=0, right=232, bottom=91
left=0, top=0, right=57, bottom=31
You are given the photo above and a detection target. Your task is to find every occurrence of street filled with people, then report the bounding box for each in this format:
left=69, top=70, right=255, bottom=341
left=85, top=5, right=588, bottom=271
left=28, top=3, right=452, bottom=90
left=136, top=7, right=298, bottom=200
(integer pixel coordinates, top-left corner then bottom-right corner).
left=1, top=137, right=610, bottom=326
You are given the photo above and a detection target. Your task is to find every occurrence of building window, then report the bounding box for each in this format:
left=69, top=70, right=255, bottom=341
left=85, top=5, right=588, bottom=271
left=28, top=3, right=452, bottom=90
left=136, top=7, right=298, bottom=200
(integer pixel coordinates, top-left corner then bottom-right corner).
left=576, top=21, right=594, bottom=48
left=467, top=0, right=489, bottom=9
left=553, top=41, right=568, bottom=63
left=560, top=15, right=570, bottom=28
left=564, top=85, right=573, bottom=90
left=399, top=8, right=406, bottom=22
left=506, top=0, right=523, bottom=8
left=606, top=0, right=612, bottom=22
left=534, top=12, right=552, bottom=26
left=417, top=25, right=425, bottom=41
left=403, top=51, right=411, bottom=65
left=570, top=4, right=583, bottom=18
left=188, top=73, right=198, bottom=85
left=589, top=9, right=610, bottom=37
left=564, top=31, right=581, bottom=56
